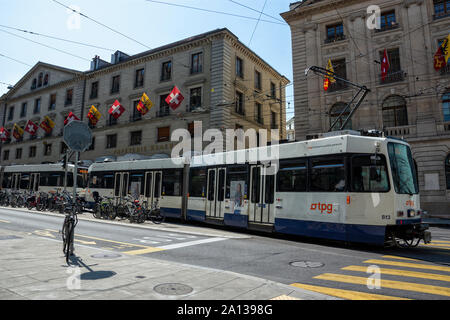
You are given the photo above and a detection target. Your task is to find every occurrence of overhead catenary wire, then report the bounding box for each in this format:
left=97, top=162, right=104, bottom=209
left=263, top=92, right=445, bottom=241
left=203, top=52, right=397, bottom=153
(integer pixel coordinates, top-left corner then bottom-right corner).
left=51, top=0, right=152, bottom=49
left=0, top=24, right=116, bottom=52
left=248, top=0, right=268, bottom=46
left=145, top=0, right=286, bottom=26
left=0, top=53, right=33, bottom=67
left=227, top=0, right=286, bottom=23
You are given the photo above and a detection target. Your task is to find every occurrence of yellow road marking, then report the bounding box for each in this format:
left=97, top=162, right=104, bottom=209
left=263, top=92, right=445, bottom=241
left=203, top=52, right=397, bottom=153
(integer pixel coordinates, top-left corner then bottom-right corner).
left=291, top=283, right=409, bottom=300
left=422, top=243, right=450, bottom=249
left=0, top=219, right=10, bottom=223
left=270, top=295, right=301, bottom=300
left=34, top=230, right=56, bottom=238
left=382, top=255, right=420, bottom=261
left=343, top=265, right=450, bottom=282
left=364, top=259, right=450, bottom=272
left=431, top=240, right=450, bottom=244
left=122, top=247, right=165, bottom=255
left=74, top=234, right=151, bottom=248
left=74, top=239, right=96, bottom=245
left=314, top=273, right=450, bottom=297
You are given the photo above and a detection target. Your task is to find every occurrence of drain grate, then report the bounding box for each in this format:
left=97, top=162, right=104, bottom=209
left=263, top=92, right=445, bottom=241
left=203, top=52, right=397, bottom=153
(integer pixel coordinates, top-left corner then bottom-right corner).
left=290, top=261, right=324, bottom=268
left=154, top=283, right=193, bottom=296
left=90, top=253, right=122, bottom=259
left=0, top=235, right=22, bottom=241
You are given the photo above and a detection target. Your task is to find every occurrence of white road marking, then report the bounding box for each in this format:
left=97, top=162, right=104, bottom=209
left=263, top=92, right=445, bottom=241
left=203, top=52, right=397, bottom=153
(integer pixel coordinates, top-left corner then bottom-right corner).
left=158, top=237, right=227, bottom=250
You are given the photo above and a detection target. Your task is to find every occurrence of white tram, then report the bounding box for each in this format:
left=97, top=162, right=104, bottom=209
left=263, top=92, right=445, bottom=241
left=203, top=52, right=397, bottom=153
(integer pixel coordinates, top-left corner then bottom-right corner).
left=85, top=131, right=430, bottom=246
left=0, top=163, right=88, bottom=194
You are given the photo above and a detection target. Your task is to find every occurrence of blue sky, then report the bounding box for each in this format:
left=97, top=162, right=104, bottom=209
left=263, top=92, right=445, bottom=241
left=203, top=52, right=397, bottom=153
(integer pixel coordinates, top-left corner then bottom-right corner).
left=0, top=0, right=295, bottom=119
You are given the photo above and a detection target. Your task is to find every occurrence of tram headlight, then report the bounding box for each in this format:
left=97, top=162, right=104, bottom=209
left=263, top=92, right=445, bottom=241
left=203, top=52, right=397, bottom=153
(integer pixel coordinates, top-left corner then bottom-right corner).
left=407, top=209, right=415, bottom=217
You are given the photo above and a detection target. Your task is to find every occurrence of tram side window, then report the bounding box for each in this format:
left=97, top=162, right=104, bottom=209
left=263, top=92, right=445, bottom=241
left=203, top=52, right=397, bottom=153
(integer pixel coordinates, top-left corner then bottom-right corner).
left=48, top=174, right=61, bottom=187
left=277, top=160, right=307, bottom=192
left=190, top=168, right=206, bottom=197
left=2, top=173, right=12, bottom=188
left=351, top=155, right=389, bottom=192
left=226, top=165, right=248, bottom=200
left=162, top=170, right=182, bottom=196
left=39, top=173, right=48, bottom=186
left=310, top=158, right=346, bottom=192
left=129, top=173, right=145, bottom=198
left=20, top=174, right=30, bottom=190
left=90, top=173, right=115, bottom=189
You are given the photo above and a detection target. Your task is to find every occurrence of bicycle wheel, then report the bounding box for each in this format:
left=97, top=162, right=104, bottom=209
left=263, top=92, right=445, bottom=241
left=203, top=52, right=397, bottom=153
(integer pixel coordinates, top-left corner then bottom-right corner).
left=108, top=206, right=117, bottom=220
left=151, top=209, right=165, bottom=224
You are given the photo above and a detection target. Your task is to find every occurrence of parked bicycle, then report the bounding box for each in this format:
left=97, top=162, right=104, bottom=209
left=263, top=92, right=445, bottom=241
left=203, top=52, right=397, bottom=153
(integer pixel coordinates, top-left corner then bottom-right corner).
left=93, top=194, right=116, bottom=220
left=144, top=199, right=165, bottom=224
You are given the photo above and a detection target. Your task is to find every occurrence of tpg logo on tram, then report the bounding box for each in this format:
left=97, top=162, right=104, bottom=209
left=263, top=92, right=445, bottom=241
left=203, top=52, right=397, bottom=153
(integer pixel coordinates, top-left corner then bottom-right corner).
left=310, top=203, right=333, bottom=214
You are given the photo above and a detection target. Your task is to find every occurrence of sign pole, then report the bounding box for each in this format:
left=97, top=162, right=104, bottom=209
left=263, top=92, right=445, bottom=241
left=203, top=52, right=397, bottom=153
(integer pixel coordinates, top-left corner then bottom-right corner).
left=64, top=153, right=68, bottom=192
left=73, top=151, right=78, bottom=201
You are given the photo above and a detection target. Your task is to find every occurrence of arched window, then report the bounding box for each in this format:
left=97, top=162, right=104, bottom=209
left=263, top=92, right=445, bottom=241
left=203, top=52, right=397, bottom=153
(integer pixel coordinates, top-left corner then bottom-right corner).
left=31, top=79, right=37, bottom=90
left=37, top=73, right=43, bottom=87
left=382, top=95, right=408, bottom=128
left=43, top=74, right=49, bottom=86
left=446, top=154, right=450, bottom=190
left=329, top=102, right=352, bottom=130
left=443, top=92, right=450, bottom=122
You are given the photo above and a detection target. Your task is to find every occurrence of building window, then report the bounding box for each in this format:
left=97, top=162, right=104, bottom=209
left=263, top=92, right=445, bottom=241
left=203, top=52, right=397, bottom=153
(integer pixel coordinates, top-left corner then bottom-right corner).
left=3, top=150, right=9, bottom=161
left=382, top=95, right=408, bottom=128
left=60, top=142, right=68, bottom=154
left=130, top=131, right=142, bottom=146
left=446, top=154, right=450, bottom=189
left=190, top=87, right=202, bottom=111
left=31, top=79, right=37, bottom=90
left=43, top=74, right=49, bottom=86
left=29, top=146, right=36, bottom=158
left=7, top=106, right=14, bottom=121
left=38, top=73, right=43, bottom=87
left=434, top=0, right=450, bottom=19
left=106, top=134, right=117, bottom=149
left=87, top=137, right=95, bottom=151
left=236, top=57, right=244, bottom=78
left=235, top=91, right=244, bottom=115
left=161, top=61, right=172, bottom=81
left=329, top=102, right=352, bottom=131
left=90, top=81, right=99, bottom=99
left=49, top=94, right=56, bottom=111
left=188, top=122, right=195, bottom=138
left=44, top=143, right=52, bottom=156
left=131, top=100, right=142, bottom=122
left=270, top=82, right=276, bottom=99
left=111, top=75, right=120, bottom=94
left=191, top=52, right=203, bottom=74
left=326, top=23, right=345, bottom=43
left=255, top=103, right=263, bottom=124
left=158, top=95, right=170, bottom=117
left=65, top=89, right=73, bottom=106
left=443, top=92, right=450, bottom=122
left=271, top=111, right=278, bottom=129
left=135, top=68, right=145, bottom=88
left=379, top=48, right=404, bottom=84
left=15, top=148, right=22, bottom=160
left=34, top=98, right=41, bottom=114
left=254, top=70, right=262, bottom=90
left=328, top=59, right=348, bottom=92
left=378, top=10, right=398, bottom=31
left=157, top=126, right=170, bottom=142
left=108, top=113, right=117, bottom=126
left=20, top=103, right=27, bottom=118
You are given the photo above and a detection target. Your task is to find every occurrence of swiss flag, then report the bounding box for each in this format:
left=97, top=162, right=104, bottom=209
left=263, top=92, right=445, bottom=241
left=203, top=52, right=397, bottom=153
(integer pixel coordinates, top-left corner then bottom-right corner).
left=64, top=112, right=80, bottom=126
left=0, top=127, right=10, bottom=142
left=108, top=100, right=125, bottom=119
left=381, top=49, right=390, bottom=82
left=165, top=86, right=184, bottom=111
left=25, top=120, right=39, bottom=136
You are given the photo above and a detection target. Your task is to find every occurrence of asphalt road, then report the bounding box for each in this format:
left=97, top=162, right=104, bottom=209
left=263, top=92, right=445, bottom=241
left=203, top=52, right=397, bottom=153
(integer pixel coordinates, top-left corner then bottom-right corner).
left=1, top=206, right=450, bottom=300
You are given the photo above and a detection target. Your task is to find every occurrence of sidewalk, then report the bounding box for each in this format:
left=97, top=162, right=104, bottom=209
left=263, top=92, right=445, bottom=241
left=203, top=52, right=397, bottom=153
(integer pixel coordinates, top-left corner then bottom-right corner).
left=0, top=228, right=335, bottom=300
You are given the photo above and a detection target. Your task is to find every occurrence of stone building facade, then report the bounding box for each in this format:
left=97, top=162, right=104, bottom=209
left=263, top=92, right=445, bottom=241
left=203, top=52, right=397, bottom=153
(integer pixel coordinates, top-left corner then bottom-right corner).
left=0, top=28, right=289, bottom=166
left=281, top=0, right=450, bottom=215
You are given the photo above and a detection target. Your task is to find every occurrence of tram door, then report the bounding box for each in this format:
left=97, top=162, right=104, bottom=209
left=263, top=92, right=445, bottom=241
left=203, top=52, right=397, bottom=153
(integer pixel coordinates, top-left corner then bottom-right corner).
left=29, top=173, right=39, bottom=192
left=144, top=171, right=162, bottom=206
left=12, top=173, right=21, bottom=190
left=114, top=172, right=129, bottom=200
left=249, top=165, right=275, bottom=224
left=206, top=168, right=226, bottom=218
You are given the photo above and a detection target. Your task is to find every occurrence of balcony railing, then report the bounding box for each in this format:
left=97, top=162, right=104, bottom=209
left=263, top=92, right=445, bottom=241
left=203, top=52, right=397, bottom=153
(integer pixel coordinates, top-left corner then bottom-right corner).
left=328, top=81, right=349, bottom=92
left=157, top=108, right=170, bottom=118
left=130, top=114, right=142, bottom=122
left=106, top=119, right=118, bottom=127
left=324, top=34, right=346, bottom=44
left=384, top=125, right=416, bottom=138
left=374, top=23, right=399, bottom=33
left=380, top=70, right=405, bottom=85
left=433, top=12, right=450, bottom=20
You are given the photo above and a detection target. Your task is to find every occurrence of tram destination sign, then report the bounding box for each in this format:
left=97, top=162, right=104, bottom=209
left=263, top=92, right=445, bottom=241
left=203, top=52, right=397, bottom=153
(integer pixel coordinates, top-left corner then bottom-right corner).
left=63, top=120, right=93, bottom=152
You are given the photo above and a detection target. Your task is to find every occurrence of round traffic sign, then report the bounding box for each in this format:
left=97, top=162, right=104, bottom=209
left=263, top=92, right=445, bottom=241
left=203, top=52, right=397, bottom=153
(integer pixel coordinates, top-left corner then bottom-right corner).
left=63, top=120, right=93, bottom=152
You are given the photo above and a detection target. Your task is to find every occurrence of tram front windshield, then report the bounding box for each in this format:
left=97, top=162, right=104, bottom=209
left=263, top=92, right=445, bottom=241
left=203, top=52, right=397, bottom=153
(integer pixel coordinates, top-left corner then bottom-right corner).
left=387, top=142, right=419, bottom=195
